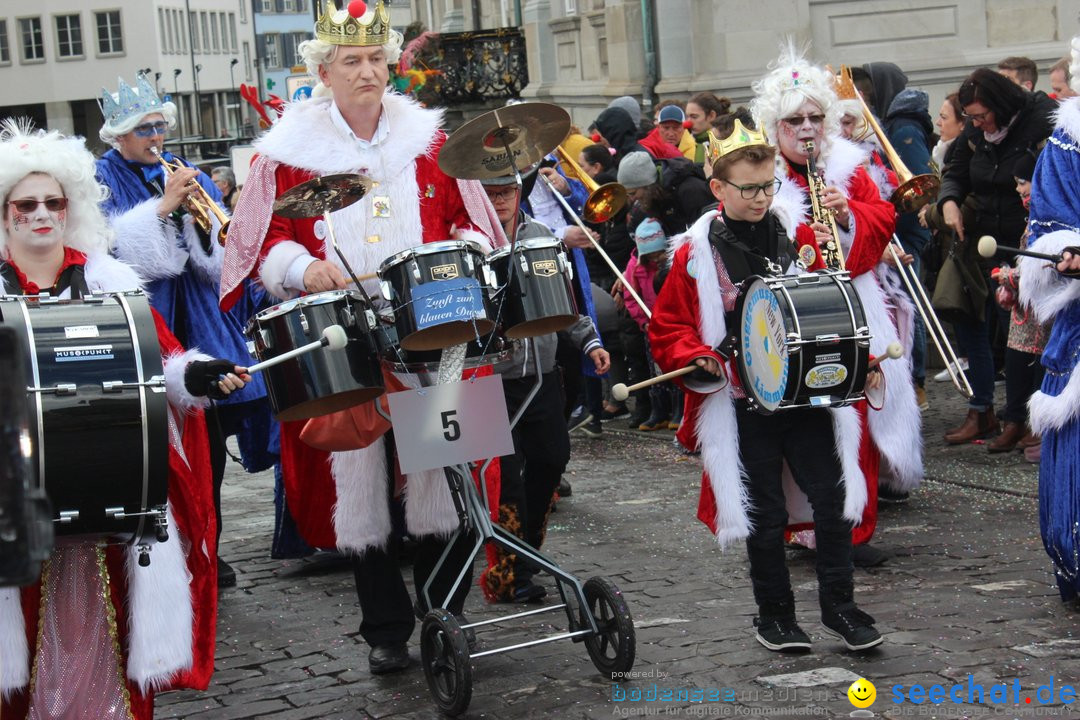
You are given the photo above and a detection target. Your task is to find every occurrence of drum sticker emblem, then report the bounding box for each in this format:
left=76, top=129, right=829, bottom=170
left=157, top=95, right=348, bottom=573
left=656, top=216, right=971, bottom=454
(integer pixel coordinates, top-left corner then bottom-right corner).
left=532, top=260, right=558, bottom=277
left=55, top=344, right=113, bottom=362
left=815, top=352, right=841, bottom=364
left=805, top=363, right=848, bottom=389
left=741, top=287, right=788, bottom=408
left=412, top=278, right=485, bottom=330
left=799, top=244, right=818, bottom=267
left=430, top=264, right=460, bottom=281
left=313, top=219, right=327, bottom=240
left=64, top=325, right=99, bottom=339
left=372, top=196, right=391, bottom=218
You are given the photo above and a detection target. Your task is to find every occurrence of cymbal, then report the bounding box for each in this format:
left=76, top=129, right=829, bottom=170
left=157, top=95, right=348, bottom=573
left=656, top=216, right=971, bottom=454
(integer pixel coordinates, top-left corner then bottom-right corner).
left=438, top=103, right=572, bottom=180
left=272, top=173, right=374, bottom=219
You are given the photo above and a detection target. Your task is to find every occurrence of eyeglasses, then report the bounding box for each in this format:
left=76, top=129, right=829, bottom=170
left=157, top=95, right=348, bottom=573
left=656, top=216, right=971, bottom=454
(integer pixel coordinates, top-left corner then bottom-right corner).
left=7, top=198, right=68, bottom=214
left=724, top=179, right=782, bottom=200
left=961, top=109, right=991, bottom=122
left=132, top=121, right=168, bottom=137
left=484, top=187, right=518, bottom=202
left=780, top=114, right=826, bottom=128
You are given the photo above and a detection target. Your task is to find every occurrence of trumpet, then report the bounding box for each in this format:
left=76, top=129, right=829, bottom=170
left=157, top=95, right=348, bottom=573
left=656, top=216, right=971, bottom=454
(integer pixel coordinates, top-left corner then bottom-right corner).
left=554, top=145, right=627, bottom=223
left=804, top=140, right=845, bottom=270
left=151, top=147, right=230, bottom=246
left=845, top=81, right=973, bottom=398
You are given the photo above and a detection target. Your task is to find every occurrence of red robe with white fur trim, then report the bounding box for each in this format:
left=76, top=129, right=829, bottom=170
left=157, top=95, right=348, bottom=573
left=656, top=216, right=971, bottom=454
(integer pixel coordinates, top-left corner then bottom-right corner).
left=227, top=92, right=498, bottom=552
left=772, top=138, right=922, bottom=544
left=0, top=252, right=215, bottom=720
left=650, top=209, right=869, bottom=545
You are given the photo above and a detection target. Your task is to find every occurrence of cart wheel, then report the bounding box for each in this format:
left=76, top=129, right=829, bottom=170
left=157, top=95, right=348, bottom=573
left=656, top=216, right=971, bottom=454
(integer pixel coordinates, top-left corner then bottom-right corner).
left=582, top=576, right=636, bottom=678
left=420, top=609, right=473, bottom=716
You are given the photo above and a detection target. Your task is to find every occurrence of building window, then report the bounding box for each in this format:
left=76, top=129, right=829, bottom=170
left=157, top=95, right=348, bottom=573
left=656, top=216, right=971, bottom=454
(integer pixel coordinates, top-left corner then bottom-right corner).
left=228, top=13, right=237, bottom=52
left=189, top=11, right=199, bottom=52
left=200, top=12, right=209, bottom=52
left=0, top=20, right=10, bottom=65
left=239, top=0, right=247, bottom=24
left=95, top=10, right=123, bottom=55
left=210, top=12, right=219, bottom=52
left=242, top=40, right=252, bottom=81
left=56, top=13, right=84, bottom=58
left=260, top=0, right=274, bottom=12
left=282, top=0, right=297, bottom=12
left=18, top=17, right=44, bottom=62
left=159, top=9, right=169, bottom=53
left=565, top=0, right=576, bottom=13
left=177, top=10, right=186, bottom=53
left=261, top=33, right=280, bottom=69
left=219, top=14, right=229, bottom=53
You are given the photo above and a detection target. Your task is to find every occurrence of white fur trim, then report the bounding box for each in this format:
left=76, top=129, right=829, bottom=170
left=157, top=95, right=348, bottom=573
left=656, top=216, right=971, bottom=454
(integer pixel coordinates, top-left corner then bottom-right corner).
left=0, top=587, right=28, bottom=696
left=823, top=138, right=868, bottom=192
left=1028, top=364, right=1080, bottom=434
left=455, top=227, right=491, bottom=253
left=865, top=160, right=896, bottom=201
left=1019, top=231, right=1080, bottom=322
left=182, top=216, right=225, bottom=286
left=329, top=442, right=393, bottom=554
left=164, top=349, right=213, bottom=412
left=84, top=252, right=143, bottom=294
left=1053, top=96, right=1080, bottom=144
left=770, top=174, right=808, bottom=240
left=110, top=199, right=190, bottom=281
left=125, top=506, right=193, bottom=691
left=853, top=272, right=924, bottom=491
left=260, top=240, right=311, bottom=301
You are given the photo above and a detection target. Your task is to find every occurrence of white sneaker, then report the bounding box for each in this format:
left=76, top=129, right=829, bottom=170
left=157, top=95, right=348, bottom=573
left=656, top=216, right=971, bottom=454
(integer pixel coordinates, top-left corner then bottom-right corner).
left=933, top=359, right=969, bottom=382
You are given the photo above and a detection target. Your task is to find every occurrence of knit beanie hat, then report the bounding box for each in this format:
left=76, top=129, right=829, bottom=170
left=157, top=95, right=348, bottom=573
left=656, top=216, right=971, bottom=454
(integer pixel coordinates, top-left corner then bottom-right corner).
left=608, top=96, right=642, bottom=126
left=1013, top=149, right=1038, bottom=182
left=617, top=151, right=658, bottom=189
left=634, top=217, right=667, bottom=255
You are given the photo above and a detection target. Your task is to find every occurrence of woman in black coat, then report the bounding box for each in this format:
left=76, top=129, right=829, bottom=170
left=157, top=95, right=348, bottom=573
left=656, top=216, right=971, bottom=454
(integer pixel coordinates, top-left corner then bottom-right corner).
left=936, top=68, right=1056, bottom=444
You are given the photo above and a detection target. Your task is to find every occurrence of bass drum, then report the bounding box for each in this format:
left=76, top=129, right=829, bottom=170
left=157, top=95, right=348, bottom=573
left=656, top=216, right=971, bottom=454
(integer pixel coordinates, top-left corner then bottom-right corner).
left=0, top=292, right=169, bottom=546
left=734, top=272, right=870, bottom=414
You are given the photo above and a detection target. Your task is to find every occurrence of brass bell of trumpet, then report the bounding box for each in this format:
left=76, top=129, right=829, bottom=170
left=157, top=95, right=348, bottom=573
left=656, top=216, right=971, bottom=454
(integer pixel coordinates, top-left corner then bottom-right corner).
left=554, top=145, right=628, bottom=224
left=150, top=147, right=231, bottom=246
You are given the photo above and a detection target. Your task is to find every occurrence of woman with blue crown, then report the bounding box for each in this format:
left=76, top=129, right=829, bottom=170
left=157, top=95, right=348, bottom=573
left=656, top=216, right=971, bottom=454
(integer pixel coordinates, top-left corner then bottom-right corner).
left=1019, top=35, right=1080, bottom=607
left=94, top=72, right=274, bottom=589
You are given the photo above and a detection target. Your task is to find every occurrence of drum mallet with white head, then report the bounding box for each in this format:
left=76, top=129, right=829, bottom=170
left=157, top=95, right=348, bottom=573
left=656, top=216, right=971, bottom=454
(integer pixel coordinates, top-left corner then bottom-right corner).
left=868, top=342, right=904, bottom=370
left=977, top=235, right=1070, bottom=264
left=611, top=363, right=726, bottom=402
left=246, top=325, right=350, bottom=374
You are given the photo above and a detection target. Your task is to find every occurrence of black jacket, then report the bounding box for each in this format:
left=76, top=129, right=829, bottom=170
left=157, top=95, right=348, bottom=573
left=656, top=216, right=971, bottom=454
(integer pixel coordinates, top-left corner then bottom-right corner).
left=595, top=107, right=649, bottom=161
left=938, top=91, right=1056, bottom=247
left=584, top=167, right=632, bottom=289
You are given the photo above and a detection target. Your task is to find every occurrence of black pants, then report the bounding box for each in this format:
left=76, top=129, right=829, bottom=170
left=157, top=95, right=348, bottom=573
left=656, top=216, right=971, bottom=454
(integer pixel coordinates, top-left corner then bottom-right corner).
left=1003, top=348, right=1046, bottom=425
left=351, top=437, right=475, bottom=648
left=736, top=404, right=854, bottom=616
left=484, top=372, right=571, bottom=596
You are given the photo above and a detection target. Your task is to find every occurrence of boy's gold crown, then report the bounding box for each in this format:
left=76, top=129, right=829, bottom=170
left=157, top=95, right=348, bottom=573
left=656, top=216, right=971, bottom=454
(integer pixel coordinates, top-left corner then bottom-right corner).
left=315, top=0, right=390, bottom=46
left=833, top=65, right=859, bottom=101
left=712, top=119, right=769, bottom=160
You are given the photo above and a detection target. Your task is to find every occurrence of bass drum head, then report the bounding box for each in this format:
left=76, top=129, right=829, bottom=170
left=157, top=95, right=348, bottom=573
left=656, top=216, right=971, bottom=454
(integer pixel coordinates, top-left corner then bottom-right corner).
left=736, top=277, right=789, bottom=414
left=504, top=314, right=577, bottom=339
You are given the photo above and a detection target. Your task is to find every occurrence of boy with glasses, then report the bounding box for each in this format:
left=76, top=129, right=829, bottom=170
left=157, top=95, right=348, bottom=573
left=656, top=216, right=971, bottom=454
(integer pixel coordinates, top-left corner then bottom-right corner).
left=649, top=119, right=884, bottom=653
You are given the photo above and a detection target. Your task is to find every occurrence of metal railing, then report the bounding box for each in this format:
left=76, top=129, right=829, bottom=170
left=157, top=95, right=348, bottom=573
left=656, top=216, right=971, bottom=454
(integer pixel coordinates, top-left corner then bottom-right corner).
left=417, top=27, right=528, bottom=105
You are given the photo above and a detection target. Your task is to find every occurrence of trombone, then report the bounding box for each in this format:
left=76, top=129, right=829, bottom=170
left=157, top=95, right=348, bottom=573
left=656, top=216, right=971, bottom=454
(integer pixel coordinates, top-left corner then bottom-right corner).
left=150, top=147, right=231, bottom=246
left=848, top=78, right=974, bottom=398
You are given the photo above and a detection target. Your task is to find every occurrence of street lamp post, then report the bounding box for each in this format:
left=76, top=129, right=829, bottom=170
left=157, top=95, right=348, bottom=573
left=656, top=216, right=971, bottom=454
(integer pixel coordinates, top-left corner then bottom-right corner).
left=229, top=58, right=239, bottom=136
left=173, top=68, right=183, bottom=141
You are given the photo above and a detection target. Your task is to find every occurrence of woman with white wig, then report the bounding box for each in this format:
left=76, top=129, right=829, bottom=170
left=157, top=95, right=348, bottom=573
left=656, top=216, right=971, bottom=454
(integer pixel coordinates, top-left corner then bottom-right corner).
left=750, top=44, right=924, bottom=577
left=0, top=120, right=248, bottom=720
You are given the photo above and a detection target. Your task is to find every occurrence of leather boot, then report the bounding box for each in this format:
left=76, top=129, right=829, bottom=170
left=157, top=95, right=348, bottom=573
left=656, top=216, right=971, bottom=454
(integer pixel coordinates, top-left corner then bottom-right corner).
left=944, top=408, right=1000, bottom=445
left=988, top=421, right=1026, bottom=453
left=1018, top=430, right=1040, bottom=449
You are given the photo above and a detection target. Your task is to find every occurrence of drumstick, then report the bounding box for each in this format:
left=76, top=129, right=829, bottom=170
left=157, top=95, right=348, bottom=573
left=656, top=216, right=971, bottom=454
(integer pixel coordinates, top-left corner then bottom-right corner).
left=246, top=325, right=349, bottom=374
left=345, top=272, right=378, bottom=286
left=611, top=363, right=724, bottom=402
left=868, top=342, right=904, bottom=370
left=977, top=235, right=1066, bottom=264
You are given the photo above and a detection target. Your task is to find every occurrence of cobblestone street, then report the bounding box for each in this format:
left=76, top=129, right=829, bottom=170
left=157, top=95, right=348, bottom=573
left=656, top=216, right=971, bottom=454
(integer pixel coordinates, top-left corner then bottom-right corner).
left=158, top=379, right=1080, bottom=719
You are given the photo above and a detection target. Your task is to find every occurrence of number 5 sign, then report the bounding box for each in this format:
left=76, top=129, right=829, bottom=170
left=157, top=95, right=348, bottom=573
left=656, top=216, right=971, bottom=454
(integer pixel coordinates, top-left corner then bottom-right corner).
left=386, top=374, right=515, bottom=475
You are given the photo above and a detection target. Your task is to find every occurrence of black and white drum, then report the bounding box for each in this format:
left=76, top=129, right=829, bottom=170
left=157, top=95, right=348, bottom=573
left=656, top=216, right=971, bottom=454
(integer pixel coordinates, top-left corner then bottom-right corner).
left=378, top=240, right=495, bottom=351
left=734, top=272, right=870, bottom=414
left=247, top=290, right=384, bottom=422
left=0, top=292, right=169, bottom=546
left=486, top=238, right=578, bottom=338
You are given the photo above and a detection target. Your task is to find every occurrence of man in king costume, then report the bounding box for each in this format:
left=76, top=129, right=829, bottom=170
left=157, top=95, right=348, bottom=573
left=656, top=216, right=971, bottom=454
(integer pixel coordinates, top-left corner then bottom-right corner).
left=220, top=0, right=503, bottom=674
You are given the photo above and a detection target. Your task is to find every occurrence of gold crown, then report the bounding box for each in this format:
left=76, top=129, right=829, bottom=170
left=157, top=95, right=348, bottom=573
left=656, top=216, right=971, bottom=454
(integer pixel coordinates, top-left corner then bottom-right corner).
left=315, top=0, right=390, bottom=47
left=711, top=119, right=769, bottom=161
left=833, top=65, right=858, bottom=101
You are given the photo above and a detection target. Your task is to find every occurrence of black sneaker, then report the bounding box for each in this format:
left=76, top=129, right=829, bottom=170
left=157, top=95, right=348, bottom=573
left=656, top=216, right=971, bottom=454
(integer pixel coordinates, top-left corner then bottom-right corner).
left=601, top=404, right=630, bottom=420
left=557, top=478, right=572, bottom=497
left=579, top=417, right=602, bottom=438
left=568, top=407, right=592, bottom=433
left=822, top=606, right=883, bottom=651
left=217, top=558, right=237, bottom=589
left=877, top=485, right=910, bottom=504
left=511, top=581, right=547, bottom=603
left=753, top=616, right=812, bottom=652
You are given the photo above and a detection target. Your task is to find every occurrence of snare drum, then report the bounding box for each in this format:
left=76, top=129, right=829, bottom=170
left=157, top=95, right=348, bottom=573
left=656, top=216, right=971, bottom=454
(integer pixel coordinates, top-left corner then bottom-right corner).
left=378, top=241, right=495, bottom=351
left=0, top=292, right=169, bottom=546
left=735, top=272, right=870, bottom=413
left=247, top=290, right=384, bottom=422
left=486, top=238, right=578, bottom=338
